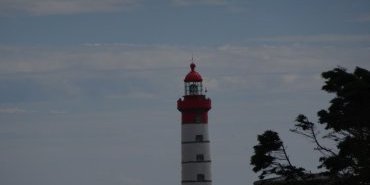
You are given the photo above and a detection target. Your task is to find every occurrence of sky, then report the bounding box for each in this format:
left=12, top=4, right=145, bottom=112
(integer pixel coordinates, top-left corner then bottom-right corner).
left=1, top=0, right=370, bottom=185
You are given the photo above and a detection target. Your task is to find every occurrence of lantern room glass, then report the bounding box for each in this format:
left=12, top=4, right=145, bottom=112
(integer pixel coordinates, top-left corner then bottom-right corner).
left=185, top=82, right=203, bottom=95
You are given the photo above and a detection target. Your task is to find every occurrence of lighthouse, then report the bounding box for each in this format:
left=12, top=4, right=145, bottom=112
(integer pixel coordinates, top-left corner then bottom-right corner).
left=177, top=63, right=212, bottom=185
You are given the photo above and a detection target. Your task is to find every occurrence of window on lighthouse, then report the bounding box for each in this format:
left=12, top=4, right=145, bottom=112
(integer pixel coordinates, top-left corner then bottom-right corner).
left=196, top=154, right=204, bottom=161
left=197, top=174, right=205, bottom=181
left=195, top=135, right=203, bottom=142
left=194, top=113, right=201, bottom=123
left=185, top=82, right=203, bottom=95
left=189, top=84, right=198, bottom=95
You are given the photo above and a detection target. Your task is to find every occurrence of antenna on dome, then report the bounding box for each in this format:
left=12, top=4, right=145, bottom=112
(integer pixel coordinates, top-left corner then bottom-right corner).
left=190, top=53, right=198, bottom=64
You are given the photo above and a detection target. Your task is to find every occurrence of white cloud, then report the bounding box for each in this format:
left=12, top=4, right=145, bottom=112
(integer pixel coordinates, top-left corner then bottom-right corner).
left=105, top=92, right=155, bottom=99
left=49, top=110, right=67, bottom=114
left=1, top=43, right=369, bottom=76
left=0, top=107, right=27, bottom=114
left=0, top=45, right=186, bottom=74
left=0, top=0, right=139, bottom=15
left=350, top=13, right=370, bottom=22
left=0, top=0, right=237, bottom=15
left=171, top=0, right=227, bottom=6
left=171, top=0, right=246, bottom=13
left=281, top=74, right=298, bottom=84
left=1, top=43, right=369, bottom=106
left=252, top=34, right=370, bottom=43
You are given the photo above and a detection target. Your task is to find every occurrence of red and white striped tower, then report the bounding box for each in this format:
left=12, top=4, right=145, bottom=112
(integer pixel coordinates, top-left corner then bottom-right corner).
left=177, top=63, right=212, bottom=185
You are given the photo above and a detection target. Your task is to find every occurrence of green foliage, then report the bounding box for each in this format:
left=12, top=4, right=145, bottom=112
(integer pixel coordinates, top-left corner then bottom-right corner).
left=319, top=67, right=370, bottom=132
left=251, top=67, right=370, bottom=185
left=251, top=131, right=282, bottom=173
left=318, top=67, right=370, bottom=184
left=251, top=130, right=305, bottom=180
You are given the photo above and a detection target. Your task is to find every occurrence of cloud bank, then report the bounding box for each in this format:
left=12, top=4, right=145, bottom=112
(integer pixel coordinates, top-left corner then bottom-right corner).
left=0, top=0, right=139, bottom=15
left=1, top=43, right=369, bottom=112
left=172, top=0, right=227, bottom=6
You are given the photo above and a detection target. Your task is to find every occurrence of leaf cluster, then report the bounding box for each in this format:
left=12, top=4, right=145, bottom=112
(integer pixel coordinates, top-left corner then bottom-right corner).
left=251, top=130, right=305, bottom=180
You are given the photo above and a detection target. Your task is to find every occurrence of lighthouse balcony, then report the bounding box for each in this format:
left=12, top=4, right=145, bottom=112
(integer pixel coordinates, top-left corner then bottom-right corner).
left=177, top=96, right=211, bottom=111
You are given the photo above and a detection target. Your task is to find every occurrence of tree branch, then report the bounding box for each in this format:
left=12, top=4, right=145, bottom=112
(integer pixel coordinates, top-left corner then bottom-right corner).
left=281, top=144, right=293, bottom=168
left=309, top=124, right=337, bottom=157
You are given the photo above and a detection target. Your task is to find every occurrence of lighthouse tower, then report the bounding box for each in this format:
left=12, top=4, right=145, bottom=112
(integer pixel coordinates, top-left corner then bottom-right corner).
left=177, top=63, right=212, bottom=185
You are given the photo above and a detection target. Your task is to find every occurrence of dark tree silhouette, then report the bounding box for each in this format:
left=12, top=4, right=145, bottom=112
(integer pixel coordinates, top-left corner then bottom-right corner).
left=251, top=130, right=305, bottom=180
left=251, top=67, right=370, bottom=185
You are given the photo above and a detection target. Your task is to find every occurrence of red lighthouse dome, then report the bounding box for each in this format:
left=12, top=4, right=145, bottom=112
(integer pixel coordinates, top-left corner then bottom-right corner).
left=184, top=63, right=203, bottom=82
left=177, top=63, right=211, bottom=124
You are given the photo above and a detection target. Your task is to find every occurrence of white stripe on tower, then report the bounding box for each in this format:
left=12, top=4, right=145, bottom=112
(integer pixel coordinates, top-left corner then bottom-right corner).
left=181, top=124, right=212, bottom=185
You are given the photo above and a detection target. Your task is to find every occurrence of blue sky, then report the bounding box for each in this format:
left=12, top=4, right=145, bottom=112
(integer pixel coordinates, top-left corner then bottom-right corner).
left=1, top=1, right=370, bottom=185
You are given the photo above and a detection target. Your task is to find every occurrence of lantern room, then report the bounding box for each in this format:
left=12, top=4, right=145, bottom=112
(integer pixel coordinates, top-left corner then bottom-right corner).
left=184, top=63, right=204, bottom=96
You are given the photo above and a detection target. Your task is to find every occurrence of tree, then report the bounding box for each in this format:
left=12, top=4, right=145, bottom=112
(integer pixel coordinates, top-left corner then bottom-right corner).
left=250, top=67, right=370, bottom=185
left=251, top=130, right=305, bottom=180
